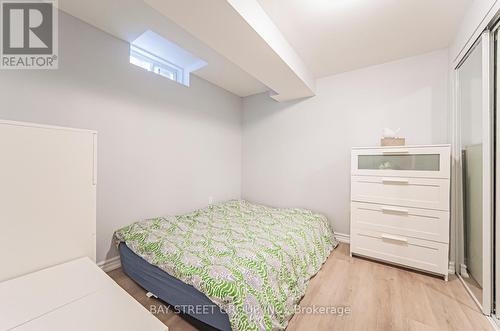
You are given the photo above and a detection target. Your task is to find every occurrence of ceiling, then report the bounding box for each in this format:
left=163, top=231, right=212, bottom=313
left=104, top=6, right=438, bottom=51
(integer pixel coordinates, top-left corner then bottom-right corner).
left=143, top=0, right=315, bottom=101
left=61, top=0, right=472, bottom=100
left=257, top=0, right=472, bottom=78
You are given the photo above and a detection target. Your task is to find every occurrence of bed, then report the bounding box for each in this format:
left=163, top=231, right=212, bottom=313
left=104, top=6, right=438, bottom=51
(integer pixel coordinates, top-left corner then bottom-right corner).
left=114, top=200, right=337, bottom=331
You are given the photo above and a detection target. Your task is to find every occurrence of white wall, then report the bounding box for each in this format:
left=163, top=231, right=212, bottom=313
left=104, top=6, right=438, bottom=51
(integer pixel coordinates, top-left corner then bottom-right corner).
left=0, top=12, right=242, bottom=263
left=242, top=50, right=449, bottom=235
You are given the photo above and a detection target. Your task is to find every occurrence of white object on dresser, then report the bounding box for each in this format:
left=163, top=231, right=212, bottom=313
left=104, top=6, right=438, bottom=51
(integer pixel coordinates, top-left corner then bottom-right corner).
left=350, top=145, right=451, bottom=280
left=0, top=120, right=97, bottom=282
left=0, top=257, right=166, bottom=331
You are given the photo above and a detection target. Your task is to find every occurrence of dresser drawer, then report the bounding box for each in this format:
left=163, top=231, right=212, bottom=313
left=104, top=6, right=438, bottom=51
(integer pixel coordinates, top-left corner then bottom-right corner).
left=351, top=202, right=449, bottom=243
left=350, top=228, right=449, bottom=275
left=352, top=146, right=450, bottom=178
left=351, top=176, right=449, bottom=210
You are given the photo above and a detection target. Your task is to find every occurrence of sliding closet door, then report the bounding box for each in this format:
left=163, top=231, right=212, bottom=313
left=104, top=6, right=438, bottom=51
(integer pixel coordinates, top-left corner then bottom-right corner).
left=495, top=27, right=500, bottom=321
left=456, top=30, right=493, bottom=315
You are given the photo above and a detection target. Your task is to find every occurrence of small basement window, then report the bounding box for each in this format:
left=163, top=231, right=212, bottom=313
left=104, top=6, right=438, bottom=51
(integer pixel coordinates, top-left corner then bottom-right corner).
left=129, top=31, right=207, bottom=87
left=130, top=46, right=181, bottom=83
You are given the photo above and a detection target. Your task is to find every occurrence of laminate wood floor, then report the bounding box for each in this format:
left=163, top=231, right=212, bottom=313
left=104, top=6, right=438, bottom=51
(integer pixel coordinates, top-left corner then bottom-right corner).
left=108, top=243, right=493, bottom=331
left=462, top=273, right=483, bottom=305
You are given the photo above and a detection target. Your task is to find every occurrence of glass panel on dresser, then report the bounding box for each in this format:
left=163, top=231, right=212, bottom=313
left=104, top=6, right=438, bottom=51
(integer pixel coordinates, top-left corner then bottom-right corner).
left=357, top=154, right=440, bottom=171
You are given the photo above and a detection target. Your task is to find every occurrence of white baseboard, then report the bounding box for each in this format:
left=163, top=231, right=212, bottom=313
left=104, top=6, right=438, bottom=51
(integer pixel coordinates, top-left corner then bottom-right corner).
left=334, top=232, right=350, bottom=244
left=448, top=261, right=455, bottom=275
left=97, top=256, right=121, bottom=273
left=460, top=263, right=470, bottom=278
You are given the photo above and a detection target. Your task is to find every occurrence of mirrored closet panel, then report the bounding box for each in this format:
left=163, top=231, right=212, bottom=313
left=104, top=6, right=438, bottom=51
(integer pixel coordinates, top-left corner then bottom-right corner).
left=457, top=38, right=483, bottom=304
left=455, top=30, right=492, bottom=314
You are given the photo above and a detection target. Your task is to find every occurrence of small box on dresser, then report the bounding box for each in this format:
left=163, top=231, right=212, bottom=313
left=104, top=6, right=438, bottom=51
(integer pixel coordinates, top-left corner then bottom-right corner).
left=350, top=145, right=451, bottom=280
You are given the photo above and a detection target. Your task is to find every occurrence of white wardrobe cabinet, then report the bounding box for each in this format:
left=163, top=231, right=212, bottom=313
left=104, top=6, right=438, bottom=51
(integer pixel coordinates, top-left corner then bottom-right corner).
left=0, top=120, right=166, bottom=331
left=0, top=120, right=97, bottom=282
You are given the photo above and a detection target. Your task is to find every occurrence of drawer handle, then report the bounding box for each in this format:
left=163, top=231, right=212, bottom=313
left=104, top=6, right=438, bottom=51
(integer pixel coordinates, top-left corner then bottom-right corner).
left=381, top=207, right=409, bottom=214
left=382, top=149, right=409, bottom=155
left=381, top=178, right=409, bottom=184
left=381, top=234, right=408, bottom=243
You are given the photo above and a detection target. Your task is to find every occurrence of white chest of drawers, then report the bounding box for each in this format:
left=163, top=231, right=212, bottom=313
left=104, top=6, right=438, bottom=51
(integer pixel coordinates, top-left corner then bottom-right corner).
left=350, top=145, right=451, bottom=280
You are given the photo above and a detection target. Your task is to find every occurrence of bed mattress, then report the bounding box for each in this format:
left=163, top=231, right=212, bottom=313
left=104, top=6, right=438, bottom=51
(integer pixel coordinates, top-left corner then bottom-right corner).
left=115, top=200, right=337, bottom=331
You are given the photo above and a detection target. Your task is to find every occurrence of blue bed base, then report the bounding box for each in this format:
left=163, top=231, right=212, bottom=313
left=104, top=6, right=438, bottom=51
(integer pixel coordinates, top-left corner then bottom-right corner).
left=119, top=243, right=231, bottom=331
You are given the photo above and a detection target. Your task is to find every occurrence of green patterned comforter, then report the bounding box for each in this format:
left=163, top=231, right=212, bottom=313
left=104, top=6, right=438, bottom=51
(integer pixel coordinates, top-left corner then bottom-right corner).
left=114, top=200, right=337, bottom=331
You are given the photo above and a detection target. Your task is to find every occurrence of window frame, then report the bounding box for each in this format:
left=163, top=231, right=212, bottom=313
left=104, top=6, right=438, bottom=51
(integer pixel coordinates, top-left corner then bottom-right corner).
left=129, top=45, right=184, bottom=84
